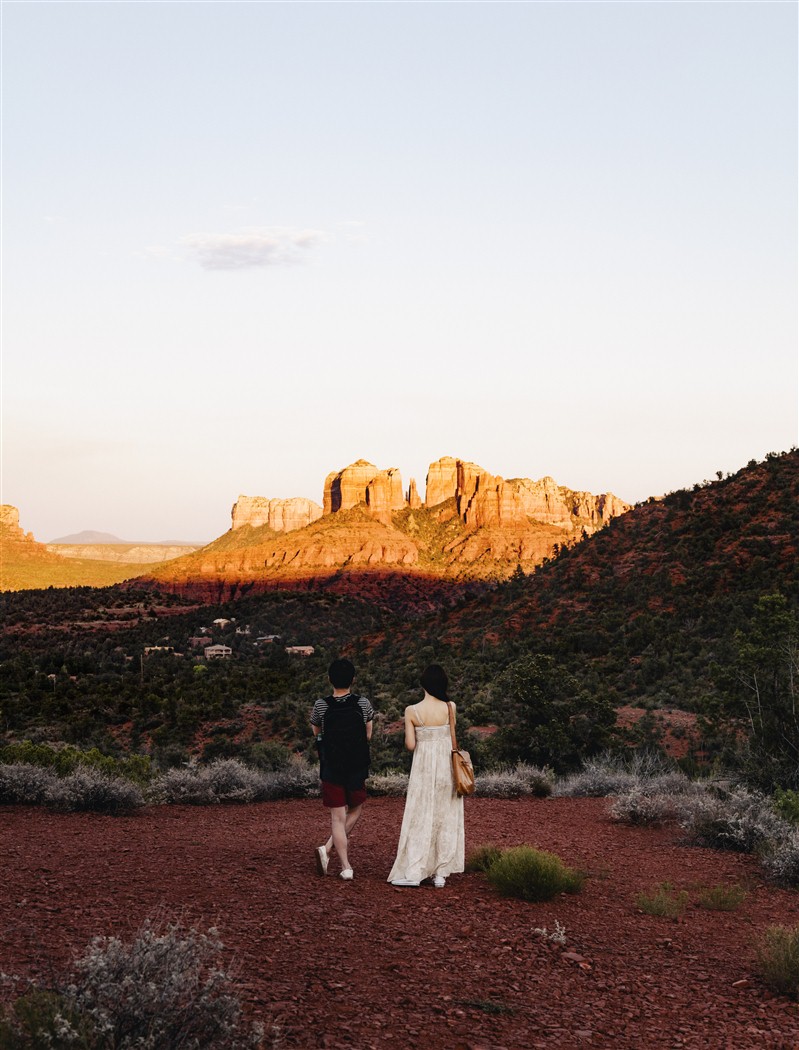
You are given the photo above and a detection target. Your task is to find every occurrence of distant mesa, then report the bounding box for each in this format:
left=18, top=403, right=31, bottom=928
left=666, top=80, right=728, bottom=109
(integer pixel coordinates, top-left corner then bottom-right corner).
left=50, top=530, right=125, bottom=544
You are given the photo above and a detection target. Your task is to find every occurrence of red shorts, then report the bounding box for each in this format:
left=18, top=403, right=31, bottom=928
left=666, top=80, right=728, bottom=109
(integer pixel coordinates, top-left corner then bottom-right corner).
left=322, top=780, right=367, bottom=809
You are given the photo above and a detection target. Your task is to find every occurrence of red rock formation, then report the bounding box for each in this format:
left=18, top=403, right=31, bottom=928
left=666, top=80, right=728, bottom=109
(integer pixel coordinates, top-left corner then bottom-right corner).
left=231, top=496, right=322, bottom=533
left=324, top=460, right=405, bottom=524
left=423, top=458, right=630, bottom=536
left=425, top=456, right=459, bottom=506
left=407, top=479, right=422, bottom=509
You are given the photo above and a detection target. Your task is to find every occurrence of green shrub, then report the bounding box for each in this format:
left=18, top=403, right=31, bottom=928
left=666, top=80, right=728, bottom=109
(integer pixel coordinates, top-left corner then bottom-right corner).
left=465, top=844, right=503, bottom=873
left=635, top=882, right=689, bottom=918
left=697, top=883, right=747, bottom=911
left=0, top=741, right=153, bottom=785
left=0, top=989, right=97, bottom=1048
left=486, top=846, right=584, bottom=901
left=755, top=925, right=799, bottom=999
left=774, top=788, right=799, bottom=825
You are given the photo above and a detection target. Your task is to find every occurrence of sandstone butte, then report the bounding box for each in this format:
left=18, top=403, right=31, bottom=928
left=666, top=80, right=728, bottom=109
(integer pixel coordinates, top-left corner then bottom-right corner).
left=144, top=458, right=631, bottom=595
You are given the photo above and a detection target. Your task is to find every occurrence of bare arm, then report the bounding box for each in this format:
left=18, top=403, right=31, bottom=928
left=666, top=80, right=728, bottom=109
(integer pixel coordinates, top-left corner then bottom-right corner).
left=366, top=719, right=373, bottom=741
left=404, top=706, right=417, bottom=752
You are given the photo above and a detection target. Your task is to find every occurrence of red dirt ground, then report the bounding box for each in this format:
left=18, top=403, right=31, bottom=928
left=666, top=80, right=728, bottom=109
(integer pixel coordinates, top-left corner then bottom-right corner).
left=2, top=798, right=799, bottom=1049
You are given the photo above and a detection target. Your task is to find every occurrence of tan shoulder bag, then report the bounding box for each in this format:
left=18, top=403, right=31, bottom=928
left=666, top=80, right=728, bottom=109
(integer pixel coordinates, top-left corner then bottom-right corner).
left=448, top=701, right=475, bottom=796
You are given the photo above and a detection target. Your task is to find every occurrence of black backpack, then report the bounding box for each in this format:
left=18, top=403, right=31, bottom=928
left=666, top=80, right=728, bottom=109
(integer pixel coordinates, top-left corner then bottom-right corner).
left=319, top=694, right=370, bottom=779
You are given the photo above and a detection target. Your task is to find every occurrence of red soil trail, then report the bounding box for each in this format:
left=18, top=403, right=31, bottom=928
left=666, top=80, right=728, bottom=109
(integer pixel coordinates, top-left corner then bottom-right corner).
left=2, top=798, right=799, bottom=1049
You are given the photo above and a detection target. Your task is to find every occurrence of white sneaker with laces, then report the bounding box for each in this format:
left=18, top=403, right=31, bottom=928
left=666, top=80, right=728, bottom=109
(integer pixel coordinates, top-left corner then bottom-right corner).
left=432, top=875, right=446, bottom=888
left=315, top=845, right=329, bottom=876
left=340, top=868, right=354, bottom=881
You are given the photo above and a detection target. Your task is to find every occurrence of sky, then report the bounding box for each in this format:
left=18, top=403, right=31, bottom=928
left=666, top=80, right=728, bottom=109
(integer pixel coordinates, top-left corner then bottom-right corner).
left=2, top=1, right=797, bottom=543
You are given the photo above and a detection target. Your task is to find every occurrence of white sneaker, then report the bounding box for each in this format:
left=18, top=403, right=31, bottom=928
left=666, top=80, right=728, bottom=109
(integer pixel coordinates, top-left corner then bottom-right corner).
left=390, top=878, right=420, bottom=887
left=315, top=846, right=329, bottom=876
left=340, top=868, right=354, bottom=881
left=432, top=876, right=446, bottom=888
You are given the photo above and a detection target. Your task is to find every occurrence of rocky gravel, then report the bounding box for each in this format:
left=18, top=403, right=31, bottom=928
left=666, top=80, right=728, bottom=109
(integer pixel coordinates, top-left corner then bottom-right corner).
left=2, top=797, right=799, bottom=1048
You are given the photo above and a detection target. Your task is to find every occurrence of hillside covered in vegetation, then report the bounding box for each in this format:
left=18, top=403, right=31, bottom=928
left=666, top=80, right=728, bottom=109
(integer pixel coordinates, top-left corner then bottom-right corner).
left=1, top=452, right=796, bottom=784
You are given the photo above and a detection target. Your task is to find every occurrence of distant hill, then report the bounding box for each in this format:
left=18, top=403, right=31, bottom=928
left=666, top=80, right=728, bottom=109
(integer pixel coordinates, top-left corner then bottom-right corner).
left=50, top=530, right=203, bottom=546
left=49, top=530, right=125, bottom=544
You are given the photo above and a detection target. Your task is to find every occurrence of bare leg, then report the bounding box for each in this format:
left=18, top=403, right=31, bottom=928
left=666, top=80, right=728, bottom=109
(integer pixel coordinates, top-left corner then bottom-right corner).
left=324, top=804, right=363, bottom=856
left=329, top=806, right=351, bottom=871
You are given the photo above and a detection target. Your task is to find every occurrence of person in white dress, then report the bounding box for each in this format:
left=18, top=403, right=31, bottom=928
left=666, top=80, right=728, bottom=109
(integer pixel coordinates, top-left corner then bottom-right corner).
left=388, top=665, right=465, bottom=888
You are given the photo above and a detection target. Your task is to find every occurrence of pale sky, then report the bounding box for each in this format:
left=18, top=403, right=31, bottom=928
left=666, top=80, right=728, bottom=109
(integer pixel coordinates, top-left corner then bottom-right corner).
left=2, top=1, right=797, bottom=542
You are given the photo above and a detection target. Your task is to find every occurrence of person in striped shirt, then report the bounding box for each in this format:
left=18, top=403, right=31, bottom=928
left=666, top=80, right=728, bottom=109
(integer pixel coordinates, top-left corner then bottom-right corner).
left=311, top=658, right=374, bottom=880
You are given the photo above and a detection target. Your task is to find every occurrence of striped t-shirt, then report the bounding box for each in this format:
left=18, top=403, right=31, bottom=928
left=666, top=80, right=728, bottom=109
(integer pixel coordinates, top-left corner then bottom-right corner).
left=311, top=693, right=374, bottom=727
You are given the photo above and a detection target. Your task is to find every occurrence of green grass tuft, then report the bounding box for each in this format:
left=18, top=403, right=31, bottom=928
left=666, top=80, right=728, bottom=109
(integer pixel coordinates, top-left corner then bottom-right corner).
left=697, top=883, right=747, bottom=911
left=635, top=882, right=689, bottom=918
left=755, top=925, right=799, bottom=999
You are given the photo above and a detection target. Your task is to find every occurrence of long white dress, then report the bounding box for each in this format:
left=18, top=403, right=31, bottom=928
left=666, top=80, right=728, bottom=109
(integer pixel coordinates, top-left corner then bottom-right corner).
left=387, top=708, right=465, bottom=884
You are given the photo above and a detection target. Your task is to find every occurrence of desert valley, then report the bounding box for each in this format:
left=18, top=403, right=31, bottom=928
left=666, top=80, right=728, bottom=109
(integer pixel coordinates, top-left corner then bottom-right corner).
left=2, top=450, right=799, bottom=1046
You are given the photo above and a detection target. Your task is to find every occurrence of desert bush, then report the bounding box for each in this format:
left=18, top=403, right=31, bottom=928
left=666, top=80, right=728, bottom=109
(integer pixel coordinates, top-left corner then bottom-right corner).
left=679, top=787, right=791, bottom=853
left=635, top=882, right=689, bottom=918
left=465, top=844, right=503, bottom=873
left=150, top=757, right=318, bottom=805
left=754, top=924, right=799, bottom=999
left=761, top=829, right=799, bottom=888
left=554, top=751, right=689, bottom=798
left=0, top=913, right=263, bottom=1048
left=610, top=790, right=679, bottom=826
left=43, top=768, right=144, bottom=815
left=203, top=759, right=267, bottom=803
left=486, top=846, right=584, bottom=902
left=697, top=883, right=747, bottom=911
left=252, top=758, right=318, bottom=801
left=368, top=772, right=409, bottom=797
left=475, top=764, right=554, bottom=799
left=0, top=763, right=59, bottom=805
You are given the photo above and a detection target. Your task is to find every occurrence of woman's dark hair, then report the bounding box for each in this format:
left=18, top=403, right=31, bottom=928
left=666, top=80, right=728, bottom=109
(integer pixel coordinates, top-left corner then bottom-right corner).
left=328, top=658, right=355, bottom=689
left=420, top=664, right=450, bottom=702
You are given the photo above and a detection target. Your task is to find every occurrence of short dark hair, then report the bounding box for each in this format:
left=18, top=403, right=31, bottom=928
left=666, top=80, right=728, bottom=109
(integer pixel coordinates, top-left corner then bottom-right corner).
left=328, top=658, right=355, bottom=689
left=420, top=664, right=450, bottom=702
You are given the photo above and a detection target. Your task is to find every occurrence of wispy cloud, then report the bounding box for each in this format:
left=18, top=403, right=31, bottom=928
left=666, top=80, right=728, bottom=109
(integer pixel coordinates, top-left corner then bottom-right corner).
left=183, top=227, right=326, bottom=271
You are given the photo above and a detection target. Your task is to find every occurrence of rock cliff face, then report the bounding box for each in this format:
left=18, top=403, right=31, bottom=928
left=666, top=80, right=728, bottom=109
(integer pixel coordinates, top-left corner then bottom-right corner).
left=323, top=461, right=406, bottom=525
left=231, top=496, right=323, bottom=533
left=0, top=504, right=30, bottom=541
left=424, top=458, right=630, bottom=536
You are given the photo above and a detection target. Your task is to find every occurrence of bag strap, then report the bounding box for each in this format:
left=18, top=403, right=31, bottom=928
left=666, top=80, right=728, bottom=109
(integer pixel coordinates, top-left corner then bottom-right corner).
left=447, top=701, right=459, bottom=752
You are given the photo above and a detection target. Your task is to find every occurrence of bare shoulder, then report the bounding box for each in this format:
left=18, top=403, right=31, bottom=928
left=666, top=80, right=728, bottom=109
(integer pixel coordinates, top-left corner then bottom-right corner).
left=404, top=704, right=417, bottom=721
